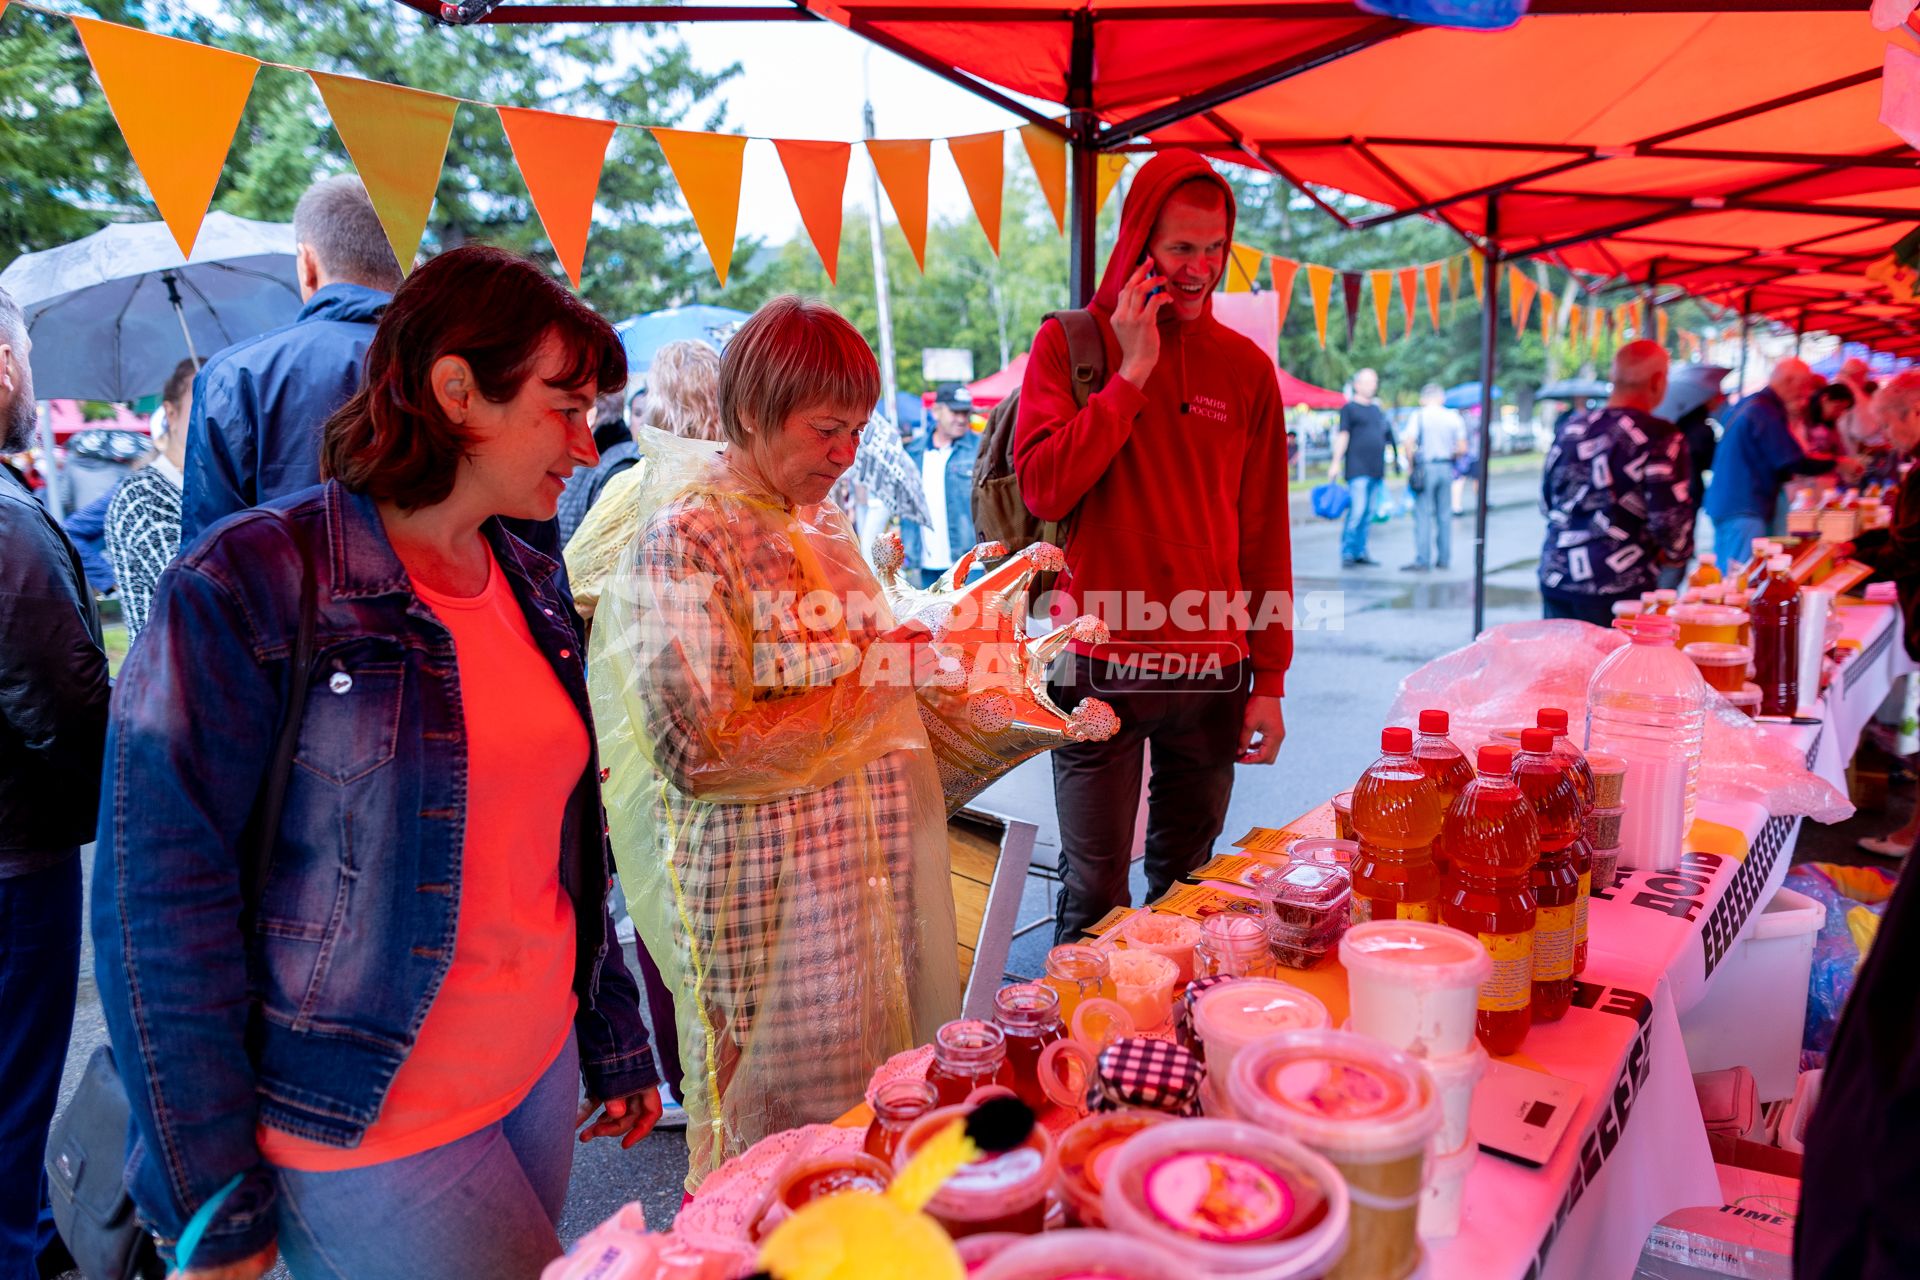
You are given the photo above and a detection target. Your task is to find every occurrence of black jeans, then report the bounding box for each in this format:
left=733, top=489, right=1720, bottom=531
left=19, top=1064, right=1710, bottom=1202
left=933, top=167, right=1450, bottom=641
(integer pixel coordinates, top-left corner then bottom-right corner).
left=1046, top=654, right=1250, bottom=943
left=1540, top=586, right=1631, bottom=628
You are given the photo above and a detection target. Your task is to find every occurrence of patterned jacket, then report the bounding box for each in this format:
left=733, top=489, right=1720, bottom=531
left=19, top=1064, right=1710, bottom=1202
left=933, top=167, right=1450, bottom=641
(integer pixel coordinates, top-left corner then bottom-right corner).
left=1539, top=406, right=1693, bottom=598
left=105, top=461, right=183, bottom=644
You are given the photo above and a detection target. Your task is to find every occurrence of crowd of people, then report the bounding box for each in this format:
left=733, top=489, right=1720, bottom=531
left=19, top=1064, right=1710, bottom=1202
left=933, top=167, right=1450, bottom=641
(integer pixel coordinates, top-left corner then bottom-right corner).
left=0, top=150, right=1295, bottom=1280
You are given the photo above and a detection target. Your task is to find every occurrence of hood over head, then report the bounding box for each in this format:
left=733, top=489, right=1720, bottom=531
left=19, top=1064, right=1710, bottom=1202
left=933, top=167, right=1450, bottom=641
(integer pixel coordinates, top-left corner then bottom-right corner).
left=1092, top=150, right=1237, bottom=319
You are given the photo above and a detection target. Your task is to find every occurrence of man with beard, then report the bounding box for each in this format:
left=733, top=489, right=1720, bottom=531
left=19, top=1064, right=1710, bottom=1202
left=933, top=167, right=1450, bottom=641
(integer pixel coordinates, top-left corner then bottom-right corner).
left=0, top=285, right=110, bottom=1278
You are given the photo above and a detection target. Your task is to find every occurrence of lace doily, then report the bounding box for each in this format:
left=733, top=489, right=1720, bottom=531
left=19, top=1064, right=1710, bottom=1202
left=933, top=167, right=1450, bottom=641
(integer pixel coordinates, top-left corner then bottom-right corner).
left=675, top=1123, right=866, bottom=1241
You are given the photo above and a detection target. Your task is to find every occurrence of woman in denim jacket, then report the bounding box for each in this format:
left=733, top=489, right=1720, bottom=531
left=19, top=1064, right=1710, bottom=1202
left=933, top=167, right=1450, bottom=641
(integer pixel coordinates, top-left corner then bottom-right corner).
left=93, top=246, right=661, bottom=1280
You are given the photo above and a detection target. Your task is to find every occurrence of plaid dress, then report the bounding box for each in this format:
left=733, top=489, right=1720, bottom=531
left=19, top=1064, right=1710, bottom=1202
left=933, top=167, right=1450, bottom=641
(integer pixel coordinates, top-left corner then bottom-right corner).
left=593, top=467, right=957, bottom=1189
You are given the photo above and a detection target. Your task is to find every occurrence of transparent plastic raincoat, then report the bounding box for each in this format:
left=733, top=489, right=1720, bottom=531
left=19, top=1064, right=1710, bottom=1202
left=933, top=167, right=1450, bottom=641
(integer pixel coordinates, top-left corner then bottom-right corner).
left=587, top=428, right=960, bottom=1191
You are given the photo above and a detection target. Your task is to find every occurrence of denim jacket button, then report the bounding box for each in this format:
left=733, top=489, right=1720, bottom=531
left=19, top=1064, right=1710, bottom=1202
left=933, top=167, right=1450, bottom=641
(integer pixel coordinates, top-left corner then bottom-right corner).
left=329, top=671, right=354, bottom=695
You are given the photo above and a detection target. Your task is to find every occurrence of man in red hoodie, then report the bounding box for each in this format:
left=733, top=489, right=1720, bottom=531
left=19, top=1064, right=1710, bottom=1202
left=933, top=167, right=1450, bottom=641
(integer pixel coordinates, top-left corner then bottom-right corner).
left=1015, top=150, right=1293, bottom=943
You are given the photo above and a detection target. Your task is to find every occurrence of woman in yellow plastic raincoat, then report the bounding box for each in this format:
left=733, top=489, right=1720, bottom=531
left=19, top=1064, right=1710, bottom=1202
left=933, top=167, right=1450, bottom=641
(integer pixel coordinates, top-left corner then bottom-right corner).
left=588, top=297, right=960, bottom=1191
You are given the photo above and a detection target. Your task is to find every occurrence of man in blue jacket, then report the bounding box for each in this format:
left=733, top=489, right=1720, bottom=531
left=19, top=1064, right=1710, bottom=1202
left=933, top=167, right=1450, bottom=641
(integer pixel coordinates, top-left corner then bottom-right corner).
left=901, top=383, right=980, bottom=586
left=180, top=175, right=401, bottom=548
left=1703, top=357, right=1837, bottom=567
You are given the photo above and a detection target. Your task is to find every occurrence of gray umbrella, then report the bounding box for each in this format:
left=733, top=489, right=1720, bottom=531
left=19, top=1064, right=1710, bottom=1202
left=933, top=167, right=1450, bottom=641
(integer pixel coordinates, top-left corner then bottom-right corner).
left=1657, top=365, right=1732, bottom=422
left=0, top=212, right=300, bottom=401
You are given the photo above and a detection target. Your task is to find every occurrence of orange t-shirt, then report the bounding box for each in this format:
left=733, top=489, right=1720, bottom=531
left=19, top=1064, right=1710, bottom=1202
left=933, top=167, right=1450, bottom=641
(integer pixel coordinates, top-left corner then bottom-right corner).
left=261, top=547, right=584, bottom=1170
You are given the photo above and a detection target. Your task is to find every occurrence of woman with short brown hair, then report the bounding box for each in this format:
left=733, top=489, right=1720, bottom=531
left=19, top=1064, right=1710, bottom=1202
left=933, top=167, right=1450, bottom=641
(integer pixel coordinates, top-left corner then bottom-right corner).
left=589, top=295, right=960, bottom=1191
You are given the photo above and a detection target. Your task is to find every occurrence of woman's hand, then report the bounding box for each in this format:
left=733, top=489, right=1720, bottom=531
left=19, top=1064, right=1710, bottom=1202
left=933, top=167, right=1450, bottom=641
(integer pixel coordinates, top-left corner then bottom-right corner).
left=578, top=1087, right=664, bottom=1149
left=179, top=1242, right=277, bottom=1280
left=1112, top=259, right=1169, bottom=390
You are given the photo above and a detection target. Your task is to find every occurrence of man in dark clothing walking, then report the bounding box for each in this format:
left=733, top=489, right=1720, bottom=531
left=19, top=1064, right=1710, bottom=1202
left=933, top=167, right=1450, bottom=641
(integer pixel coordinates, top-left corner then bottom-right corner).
left=1329, top=368, right=1397, bottom=568
left=0, top=285, right=110, bottom=1280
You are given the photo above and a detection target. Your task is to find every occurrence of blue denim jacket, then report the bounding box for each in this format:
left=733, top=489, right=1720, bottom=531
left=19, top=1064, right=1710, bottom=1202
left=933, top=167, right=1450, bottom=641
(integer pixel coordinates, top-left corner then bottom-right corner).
left=898, top=425, right=980, bottom=570
left=92, top=481, right=656, bottom=1268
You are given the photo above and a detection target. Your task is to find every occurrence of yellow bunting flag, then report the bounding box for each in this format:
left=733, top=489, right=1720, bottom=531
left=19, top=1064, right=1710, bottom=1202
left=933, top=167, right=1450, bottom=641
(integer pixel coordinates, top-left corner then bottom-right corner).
left=1424, top=262, right=1443, bottom=331
left=866, top=138, right=932, bottom=271
left=946, top=131, right=1004, bottom=255
left=1539, top=288, right=1557, bottom=345
left=773, top=139, right=851, bottom=283
left=74, top=18, right=260, bottom=259
left=497, top=107, right=615, bottom=289
left=1224, top=243, right=1264, bottom=293
left=1369, top=270, right=1392, bottom=345
left=1019, top=125, right=1068, bottom=235
left=651, top=128, right=748, bottom=286
left=1470, top=251, right=1486, bottom=303
left=311, top=73, right=458, bottom=275
left=1271, top=258, right=1299, bottom=333
left=1398, top=267, right=1418, bottom=338
left=1508, top=266, right=1537, bottom=335
left=1657, top=309, right=1671, bottom=347
left=1094, top=152, right=1130, bottom=216
left=1307, top=264, right=1335, bottom=349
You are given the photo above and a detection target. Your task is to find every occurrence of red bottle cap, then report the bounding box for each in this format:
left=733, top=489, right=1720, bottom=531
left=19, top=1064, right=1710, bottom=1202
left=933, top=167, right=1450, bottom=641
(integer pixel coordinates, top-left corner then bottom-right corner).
left=1537, top=707, right=1569, bottom=733
left=1382, top=726, right=1414, bottom=753
left=1419, top=709, right=1450, bottom=734
left=1519, top=727, right=1555, bottom=754
left=1477, top=744, right=1516, bottom=774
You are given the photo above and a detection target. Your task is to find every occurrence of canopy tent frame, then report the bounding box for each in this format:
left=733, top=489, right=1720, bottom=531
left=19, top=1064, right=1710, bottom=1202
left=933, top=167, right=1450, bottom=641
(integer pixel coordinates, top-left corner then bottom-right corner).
left=393, top=0, right=1920, bottom=637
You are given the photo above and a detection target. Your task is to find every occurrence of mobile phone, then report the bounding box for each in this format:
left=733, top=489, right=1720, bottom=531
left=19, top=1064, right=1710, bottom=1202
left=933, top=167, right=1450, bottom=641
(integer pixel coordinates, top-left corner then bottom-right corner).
left=1139, top=250, right=1166, bottom=299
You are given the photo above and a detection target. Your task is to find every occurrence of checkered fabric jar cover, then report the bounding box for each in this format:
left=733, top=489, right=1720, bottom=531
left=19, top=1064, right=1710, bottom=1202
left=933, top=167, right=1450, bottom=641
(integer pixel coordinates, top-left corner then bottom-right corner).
left=1094, top=1036, right=1205, bottom=1116
left=1174, top=974, right=1238, bottom=1060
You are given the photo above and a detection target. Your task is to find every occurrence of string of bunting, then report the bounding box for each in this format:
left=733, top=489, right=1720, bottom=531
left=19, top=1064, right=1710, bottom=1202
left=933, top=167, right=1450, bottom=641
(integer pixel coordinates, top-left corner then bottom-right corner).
left=8, top=0, right=1679, bottom=356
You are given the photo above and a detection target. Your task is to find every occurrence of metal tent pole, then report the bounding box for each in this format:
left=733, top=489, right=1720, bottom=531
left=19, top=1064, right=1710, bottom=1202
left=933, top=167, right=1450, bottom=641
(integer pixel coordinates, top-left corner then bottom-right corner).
left=1473, top=198, right=1501, bottom=639
left=862, top=74, right=899, bottom=426
left=1066, top=11, right=1098, bottom=308
left=1735, top=291, right=1754, bottom=396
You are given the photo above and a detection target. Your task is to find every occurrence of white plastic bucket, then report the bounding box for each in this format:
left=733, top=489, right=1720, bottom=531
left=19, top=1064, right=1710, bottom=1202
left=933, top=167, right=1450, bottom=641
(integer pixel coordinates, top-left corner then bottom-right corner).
left=1679, top=887, right=1824, bottom=1101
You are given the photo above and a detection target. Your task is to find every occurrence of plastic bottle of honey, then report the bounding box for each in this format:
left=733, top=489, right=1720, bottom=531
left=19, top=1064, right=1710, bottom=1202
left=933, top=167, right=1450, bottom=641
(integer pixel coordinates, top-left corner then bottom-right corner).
left=1751, top=553, right=1801, bottom=717
left=1535, top=708, right=1595, bottom=975
left=1413, top=710, right=1475, bottom=878
left=1350, top=726, right=1446, bottom=925
left=1689, top=554, right=1721, bottom=589
left=1440, top=744, right=1539, bottom=1055
left=1511, top=728, right=1581, bottom=1021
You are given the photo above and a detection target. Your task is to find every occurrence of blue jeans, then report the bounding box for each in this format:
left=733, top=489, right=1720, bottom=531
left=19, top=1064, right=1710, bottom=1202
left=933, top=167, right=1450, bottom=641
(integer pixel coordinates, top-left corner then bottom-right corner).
left=1713, top=514, right=1770, bottom=571
left=272, top=1036, right=580, bottom=1280
left=0, top=855, right=81, bottom=1280
left=1410, top=461, right=1456, bottom=568
left=1341, top=475, right=1382, bottom=562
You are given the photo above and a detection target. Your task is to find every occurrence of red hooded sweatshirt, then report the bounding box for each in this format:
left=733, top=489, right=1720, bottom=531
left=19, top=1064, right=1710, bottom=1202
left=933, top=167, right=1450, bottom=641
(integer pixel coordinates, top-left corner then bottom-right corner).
left=1013, top=150, right=1294, bottom=696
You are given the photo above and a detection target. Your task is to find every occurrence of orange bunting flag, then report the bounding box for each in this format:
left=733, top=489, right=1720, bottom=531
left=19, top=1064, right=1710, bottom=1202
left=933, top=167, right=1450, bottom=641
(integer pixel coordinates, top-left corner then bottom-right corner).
left=1447, top=255, right=1463, bottom=310
left=1424, top=262, right=1443, bottom=331
left=74, top=17, right=260, bottom=259
left=866, top=138, right=932, bottom=271
left=1631, top=299, right=1647, bottom=336
left=773, top=139, right=851, bottom=283
left=1568, top=304, right=1584, bottom=353
left=1539, top=289, right=1557, bottom=345
left=1508, top=266, right=1537, bottom=335
left=1271, top=258, right=1299, bottom=333
left=947, top=132, right=1004, bottom=255
left=651, top=128, right=748, bottom=286
left=1657, top=309, right=1671, bottom=348
left=311, top=72, right=458, bottom=275
left=1307, top=264, right=1335, bottom=349
left=1019, top=125, right=1068, bottom=235
left=497, top=107, right=615, bottom=288
left=1397, top=267, right=1418, bottom=338
left=1470, top=251, right=1486, bottom=303
left=0, top=2, right=10, bottom=22
left=1224, top=243, right=1264, bottom=294
left=1590, top=305, right=1605, bottom=346
left=1368, top=270, right=1393, bottom=345
left=1095, top=153, right=1130, bottom=216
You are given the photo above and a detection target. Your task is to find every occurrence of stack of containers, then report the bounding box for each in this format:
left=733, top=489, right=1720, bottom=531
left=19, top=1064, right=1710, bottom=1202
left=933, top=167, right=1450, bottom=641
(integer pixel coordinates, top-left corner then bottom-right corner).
left=1250, top=860, right=1353, bottom=969
left=1585, top=613, right=1707, bottom=872
left=1337, top=921, right=1491, bottom=1243
left=1583, top=753, right=1628, bottom=891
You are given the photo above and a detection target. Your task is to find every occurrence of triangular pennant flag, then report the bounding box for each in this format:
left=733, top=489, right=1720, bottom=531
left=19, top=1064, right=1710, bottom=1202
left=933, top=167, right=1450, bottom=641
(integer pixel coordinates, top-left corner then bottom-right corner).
left=1508, top=266, right=1537, bottom=334
left=1657, top=309, right=1671, bottom=348
left=1589, top=305, right=1605, bottom=346
left=1615, top=304, right=1631, bottom=335
left=1224, top=243, right=1264, bottom=294
left=0, top=2, right=10, bottom=22
left=1341, top=272, right=1363, bottom=346
left=773, top=139, right=851, bottom=283
left=1020, top=124, right=1068, bottom=235
left=651, top=128, right=748, bottom=286
left=947, top=131, right=1004, bottom=255
left=1470, top=251, right=1486, bottom=303
left=1398, top=267, right=1418, bottom=338
left=1271, top=258, right=1299, bottom=334
left=1368, top=270, right=1393, bottom=345
left=497, top=106, right=615, bottom=288
left=1448, top=255, right=1464, bottom=309
left=1631, top=299, right=1647, bottom=336
left=1539, top=288, right=1557, bottom=345
left=74, top=17, right=260, bottom=259
left=311, top=72, right=459, bottom=275
left=867, top=138, right=932, bottom=271
left=1424, top=263, right=1444, bottom=331
left=1568, top=303, right=1584, bottom=355
left=1094, top=153, right=1130, bottom=216
left=1308, top=264, right=1334, bottom=349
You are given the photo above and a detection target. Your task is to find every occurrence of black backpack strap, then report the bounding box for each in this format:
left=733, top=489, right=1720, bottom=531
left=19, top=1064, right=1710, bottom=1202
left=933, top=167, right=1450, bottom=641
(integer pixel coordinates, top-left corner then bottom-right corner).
left=244, top=512, right=316, bottom=907
left=1050, top=308, right=1108, bottom=410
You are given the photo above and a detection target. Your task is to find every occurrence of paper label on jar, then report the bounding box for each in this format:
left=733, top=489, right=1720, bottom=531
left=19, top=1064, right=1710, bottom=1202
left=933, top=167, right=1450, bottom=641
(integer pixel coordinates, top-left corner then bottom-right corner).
left=1576, top=870, right=1592, bottom=944
left=1536, top=903, right=1576, bottom=982
left=1478, top=929, right=1534, bottom=1013
left=1351, top=895, right=1439, bottom=925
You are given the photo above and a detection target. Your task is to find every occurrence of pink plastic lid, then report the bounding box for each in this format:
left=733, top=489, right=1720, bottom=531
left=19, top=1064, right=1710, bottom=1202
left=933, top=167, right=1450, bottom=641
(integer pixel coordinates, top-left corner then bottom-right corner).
left=1224, top=1030, right=1442, bottom=1161
left=1683, top=641, right=1753, bottom=666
